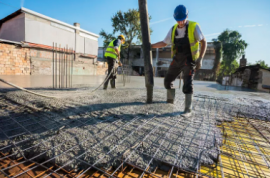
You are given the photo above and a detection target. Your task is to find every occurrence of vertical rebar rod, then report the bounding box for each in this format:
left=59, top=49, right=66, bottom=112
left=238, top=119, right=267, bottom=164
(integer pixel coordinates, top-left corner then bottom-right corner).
left=61, top=46, right=63, bottom=89
left=62, top=47, right=64, bottom=89
left=61, top=46, right=63, bottom=88
left=64, top=47, right=67, bottom=88
left=59, top=44, right=61, bottom=88
left=71, top=48, right=73, bottom=88
left=68, top=48, right=71, bottom=88
left=68, top=48, right=70, bottom=88
left=67, top=46, right=69, bottom=88
left=63, top=47, right=64, bottom=88
left=55, top=43, right=58, bottom=88
left=66, top=45, right=68, bottom=88
left=52, top=42, right=54, bottom=88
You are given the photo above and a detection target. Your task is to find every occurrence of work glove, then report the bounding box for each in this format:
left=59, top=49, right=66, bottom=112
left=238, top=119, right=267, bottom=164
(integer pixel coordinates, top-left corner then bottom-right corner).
left=118, top=62, right=122, bottom=67
left=195, top=57, right=203, bottom=70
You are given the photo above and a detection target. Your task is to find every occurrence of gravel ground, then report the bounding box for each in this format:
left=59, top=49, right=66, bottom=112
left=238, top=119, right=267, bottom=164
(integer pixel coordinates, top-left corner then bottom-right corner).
left=0, top=87, right=269, bottom=173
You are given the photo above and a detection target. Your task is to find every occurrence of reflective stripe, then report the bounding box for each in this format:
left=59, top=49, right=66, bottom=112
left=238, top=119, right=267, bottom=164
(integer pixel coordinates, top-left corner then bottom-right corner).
left=171, top=24, right=178, bottom=58
left=105, top=51, right=117, bottom=55
left=188, top=21, right=200, bottom=61
left=104, top=39, right=121, bottom=59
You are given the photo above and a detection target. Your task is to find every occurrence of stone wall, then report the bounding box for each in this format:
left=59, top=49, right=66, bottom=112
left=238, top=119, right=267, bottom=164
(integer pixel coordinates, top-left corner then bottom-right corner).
left=257, top=69, right=270, bottom=92
left=0, top=43, right=30, bottom=75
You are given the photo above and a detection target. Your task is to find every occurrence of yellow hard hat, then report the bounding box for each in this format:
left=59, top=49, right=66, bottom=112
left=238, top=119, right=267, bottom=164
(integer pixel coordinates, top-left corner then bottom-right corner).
left=118, top=35, right=125, bottom=43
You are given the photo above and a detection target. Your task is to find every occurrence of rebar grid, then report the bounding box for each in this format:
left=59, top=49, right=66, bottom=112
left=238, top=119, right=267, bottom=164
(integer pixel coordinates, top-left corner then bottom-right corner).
left=0, top=94, right=134, bottom=177
left=199, top=99, right=270, bottom=178
left=1, top=92, right=220, bottom=177
left=1, top=90, right=270, bottom=178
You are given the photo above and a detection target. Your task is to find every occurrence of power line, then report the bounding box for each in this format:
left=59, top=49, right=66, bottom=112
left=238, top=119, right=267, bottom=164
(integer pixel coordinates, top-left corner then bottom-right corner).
left=0, top=1, right=19, bottom=9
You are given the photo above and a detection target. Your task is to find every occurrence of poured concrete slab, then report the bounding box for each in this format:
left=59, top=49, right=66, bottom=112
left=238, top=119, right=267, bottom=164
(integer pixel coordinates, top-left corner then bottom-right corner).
left=0, top=75, right=269, bottom=174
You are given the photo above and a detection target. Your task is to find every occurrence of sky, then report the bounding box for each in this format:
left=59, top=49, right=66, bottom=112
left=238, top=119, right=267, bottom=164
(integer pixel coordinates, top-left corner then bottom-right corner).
left=0, top=0, right=269, bottom=65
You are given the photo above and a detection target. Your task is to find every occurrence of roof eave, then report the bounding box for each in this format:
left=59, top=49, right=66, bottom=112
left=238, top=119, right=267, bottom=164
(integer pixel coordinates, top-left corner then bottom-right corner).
left=1, top=7, right=99, bottom=38
left=0, top=9, right=22, bottom=28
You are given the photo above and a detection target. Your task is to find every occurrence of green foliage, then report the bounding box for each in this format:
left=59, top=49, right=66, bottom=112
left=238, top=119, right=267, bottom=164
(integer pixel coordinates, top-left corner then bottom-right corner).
left=99, top=9, right=152, bottom=60
left=99, top=31, right=115, bottom=48
left=213, top=29, right=247, bottom=80
left=217, top=29, right=248, bottom=68
left=255, top=60, right=269, bottom=69
left=247, top=60, right=269, bottom=69
left=219, top=59, right=239, bottom=76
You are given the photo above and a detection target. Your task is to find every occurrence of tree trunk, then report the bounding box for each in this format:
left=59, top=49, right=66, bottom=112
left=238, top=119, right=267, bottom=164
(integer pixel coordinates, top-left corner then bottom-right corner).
left=213, top=42, right=222, bottom=81
left=138, top=0, right=154, bottom=103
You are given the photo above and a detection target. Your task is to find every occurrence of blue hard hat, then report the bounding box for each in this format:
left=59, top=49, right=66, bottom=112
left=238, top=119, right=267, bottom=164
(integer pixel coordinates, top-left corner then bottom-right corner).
left=173, top=5, right=188, bottom=21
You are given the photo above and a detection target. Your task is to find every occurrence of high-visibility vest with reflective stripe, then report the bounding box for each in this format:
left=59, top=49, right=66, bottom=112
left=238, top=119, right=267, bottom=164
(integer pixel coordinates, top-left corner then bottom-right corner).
left=171, top=21, right=200, bottom=61
left=104, top=39, right=121, bottom=60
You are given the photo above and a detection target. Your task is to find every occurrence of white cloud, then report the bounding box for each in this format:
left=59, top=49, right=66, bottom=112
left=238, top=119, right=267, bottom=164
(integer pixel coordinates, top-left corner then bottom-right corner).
left=150, top=17, right=173, bottom=25
left=244, top=25, right=256, bottom=28
left=258, top=24, right=263, bottom=26
left=238, top=26, right=242, bottom=28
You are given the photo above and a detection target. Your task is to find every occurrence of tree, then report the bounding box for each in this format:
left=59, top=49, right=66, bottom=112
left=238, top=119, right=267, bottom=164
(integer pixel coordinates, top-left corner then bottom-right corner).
left=212, top=41, right=222, bottom=81
left=219, top=59, right=239, bottom=76
left=216, top=29, right=248, bottom=74
left=99, top=9, right=152, bottom=61
left=255, top=60, right=269, bottom=69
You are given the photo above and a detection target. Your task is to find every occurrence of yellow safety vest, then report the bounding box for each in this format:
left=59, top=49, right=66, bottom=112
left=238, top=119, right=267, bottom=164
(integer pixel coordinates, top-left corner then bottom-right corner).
left=104, top=39, right=121, bottom=60
left=171, top=21, right=200, bottom=61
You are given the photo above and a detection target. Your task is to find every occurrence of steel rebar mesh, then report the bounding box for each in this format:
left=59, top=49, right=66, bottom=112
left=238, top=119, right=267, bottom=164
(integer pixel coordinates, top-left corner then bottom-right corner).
left=1, top=88, right=270, bottom=177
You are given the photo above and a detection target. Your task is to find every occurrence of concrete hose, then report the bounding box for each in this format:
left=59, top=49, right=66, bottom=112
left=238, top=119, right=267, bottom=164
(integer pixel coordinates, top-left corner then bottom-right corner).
left=89, top=62, right=116, bottom=93
left=0, top=62, right=120, bottom=98
left=0, top=78, right=57, bottom=99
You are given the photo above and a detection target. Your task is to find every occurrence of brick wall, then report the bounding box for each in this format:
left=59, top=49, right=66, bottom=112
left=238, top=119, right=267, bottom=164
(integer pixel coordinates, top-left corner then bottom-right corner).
left=30, top=49, right=53, bottom=75
left=96, top=62, right=107, bottom=75
left=1, top=42, right=103, bottom=76
left=0, top=43, right=31, bottom=75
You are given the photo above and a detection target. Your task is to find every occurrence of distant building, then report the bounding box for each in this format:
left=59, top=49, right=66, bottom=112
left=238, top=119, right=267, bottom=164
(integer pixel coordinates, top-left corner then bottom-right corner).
left=0, top=8, right=101, bottom=75
left=98, top=42, right=217, bottom=79
left=0, top=7, right=99, bottom=55
left=231, top=64, right=270, bottom=92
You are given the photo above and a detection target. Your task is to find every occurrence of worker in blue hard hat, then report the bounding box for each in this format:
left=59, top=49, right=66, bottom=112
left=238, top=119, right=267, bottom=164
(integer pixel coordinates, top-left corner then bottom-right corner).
left=151, top=5, right=207, bottom=116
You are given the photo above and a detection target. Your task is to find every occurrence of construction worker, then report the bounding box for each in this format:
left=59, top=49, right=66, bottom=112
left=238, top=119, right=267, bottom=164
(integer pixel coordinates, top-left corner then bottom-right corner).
left=151, top=5, right=207, bottom=115
left=103, top=35, right=125, bottom=89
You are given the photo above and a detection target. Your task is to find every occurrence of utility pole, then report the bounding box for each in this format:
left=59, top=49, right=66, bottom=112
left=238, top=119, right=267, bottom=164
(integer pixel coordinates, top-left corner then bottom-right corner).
left=138, top=0, right=154, bottom=103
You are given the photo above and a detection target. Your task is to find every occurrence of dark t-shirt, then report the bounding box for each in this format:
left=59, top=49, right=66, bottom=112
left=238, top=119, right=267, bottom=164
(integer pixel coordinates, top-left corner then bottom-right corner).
left=113, top=39, right=121, bottom=48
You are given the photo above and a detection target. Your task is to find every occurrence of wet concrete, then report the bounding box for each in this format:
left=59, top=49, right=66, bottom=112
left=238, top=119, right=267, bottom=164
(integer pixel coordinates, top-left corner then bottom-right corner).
left=0, top=75, right=270, bottom=173
left=1, top=75, right=269, bottom=101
